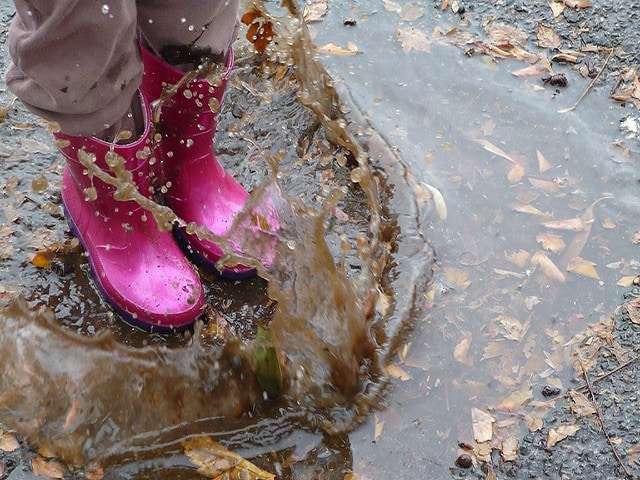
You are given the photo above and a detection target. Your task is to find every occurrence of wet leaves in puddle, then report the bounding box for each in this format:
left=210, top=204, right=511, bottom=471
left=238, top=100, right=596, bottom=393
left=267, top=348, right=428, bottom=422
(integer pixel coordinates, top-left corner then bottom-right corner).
left=241, top=8, right=274, bottom=54
left=31, top=457, right=65, bottom=479
left=183, top=437, right=275, bottom=479
left=546, top=423, right=580, bottom=447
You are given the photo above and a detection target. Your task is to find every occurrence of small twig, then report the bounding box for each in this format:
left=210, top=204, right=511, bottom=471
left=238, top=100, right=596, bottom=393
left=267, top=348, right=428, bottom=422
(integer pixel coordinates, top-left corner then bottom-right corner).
left=559, top=47, right=614, bottom=113
left=579, top=355, right=632, bottom=479
left=575, top=355, right=639, bottom=393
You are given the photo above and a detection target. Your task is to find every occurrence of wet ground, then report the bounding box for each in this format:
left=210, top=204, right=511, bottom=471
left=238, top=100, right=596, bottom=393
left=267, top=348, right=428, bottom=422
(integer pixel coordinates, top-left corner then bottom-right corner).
left=1, top=0, right=640, bottom=479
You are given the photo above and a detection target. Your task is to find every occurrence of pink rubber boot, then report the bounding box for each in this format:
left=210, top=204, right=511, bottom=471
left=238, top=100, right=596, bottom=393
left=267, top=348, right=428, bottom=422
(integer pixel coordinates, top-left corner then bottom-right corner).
left=54, top=91, right=204, bottom=332
left=140, top=46, right=255, bottom=279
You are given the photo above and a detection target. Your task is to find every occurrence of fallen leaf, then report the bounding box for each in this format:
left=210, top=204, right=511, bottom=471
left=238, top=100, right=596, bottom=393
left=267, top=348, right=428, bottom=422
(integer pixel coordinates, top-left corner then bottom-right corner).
left=485, top=23, right=528, bottom=48
left=567, top=257, right=600, bottom=280
left=502, top=437, right=519, bottom=461
left=602, top=219, right=616, bottom=229
left=507, top=163, right=526, bottom=183
left=374, top=413, right=385, bottom=440
left=471, top=407, right=495, bottom=443
left=383, top=0, right=401, bottom=12
left=473, top=138, right=517, bottom=164
left=536, top=149, right=553, bottom=172
left=505, top=249, right=531, bottom=268
left=303, top=0, right=328, bottom=23
left=496, top=388, right=533, bottom=412
left=454, top=335, right=472, bottom=364
left=547, top=424, right=579, bottom=447
left=633, top=231, right=640, bottom=244
left=528, top=176, right=560, bottom=194
left=400, top=3, right=424, bottom=21
left=0, top=431, right=20, bottom=452
left=531, top=250, right=566, bottom=283
left=315, top=42, right=360, bottom=55
left=536, top=233, right=566, bottom=253
left=513, top=203, right=548, bottom=217
left=384, top=364, right=413, bottom=381
left=241, top=9, right=274, bottom=54
left=564, top=0, right=592, bottom=8
left=527, top=416, right=544, bottom=432
left=512, top=63, right=552, bottom=78
left=444, top=267, right=471, bottom=290
left=542, top=217, right=585, bottom=231
left=549, top=0, right=566, bottom=17
left=184, top=437, right=275, bottom=480
left=421, top=182, right=447, bottom=219
left=568, top=390, right=596, bottom=417
left=31, top=458, right=65, bottom=479
left=625, top=302, right=640, bottom=324
left=618, top=276, right=638, bottom=288
left=537, top=23, right=561, bottom=49
left=397, top=27, right=431, bottom=53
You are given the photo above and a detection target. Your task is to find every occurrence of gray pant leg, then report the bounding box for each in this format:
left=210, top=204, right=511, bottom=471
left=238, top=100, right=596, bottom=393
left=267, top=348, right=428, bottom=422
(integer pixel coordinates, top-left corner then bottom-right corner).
left=6, top=0, right=141, bottom=136
left=136, top=0, right=240, bottom=59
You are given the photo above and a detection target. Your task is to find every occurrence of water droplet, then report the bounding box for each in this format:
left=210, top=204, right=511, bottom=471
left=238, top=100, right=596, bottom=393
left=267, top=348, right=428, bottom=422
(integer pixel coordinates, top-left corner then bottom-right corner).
left=287, top=240, right=296, bottom=250
left=186, top=139, right=194, bottom=148
left=180, top=17, right=186, bottom=23
left=188, top=25, right=194, bottom=32
left=101, top=4, right=109, bottom=14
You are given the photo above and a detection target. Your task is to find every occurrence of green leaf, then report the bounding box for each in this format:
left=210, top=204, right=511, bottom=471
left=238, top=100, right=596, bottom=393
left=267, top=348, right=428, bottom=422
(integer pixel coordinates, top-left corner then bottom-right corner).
left=254, top=324, right=283, bottom=399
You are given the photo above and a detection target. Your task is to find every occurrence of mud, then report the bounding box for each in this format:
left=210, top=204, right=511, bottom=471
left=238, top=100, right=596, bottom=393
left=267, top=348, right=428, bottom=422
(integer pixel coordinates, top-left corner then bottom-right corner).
left=0, top=1, right=434, bottom=476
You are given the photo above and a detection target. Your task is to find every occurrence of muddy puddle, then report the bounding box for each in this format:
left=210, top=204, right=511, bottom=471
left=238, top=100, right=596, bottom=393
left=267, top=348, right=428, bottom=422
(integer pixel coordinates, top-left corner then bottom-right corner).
left=1, top=0, right=639, bottom=479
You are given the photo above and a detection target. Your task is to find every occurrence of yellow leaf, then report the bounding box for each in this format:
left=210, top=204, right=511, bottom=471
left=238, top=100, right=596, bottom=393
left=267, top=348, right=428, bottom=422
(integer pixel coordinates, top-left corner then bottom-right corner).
left=546, top=424, right=579, bottom=447
left=566, top=257, right=600, bottom=280
left=471, top=407, right=495, bottom=443
left=531, top=251, right=566, bottom=283
left=30, top=250, right=53, bottom=269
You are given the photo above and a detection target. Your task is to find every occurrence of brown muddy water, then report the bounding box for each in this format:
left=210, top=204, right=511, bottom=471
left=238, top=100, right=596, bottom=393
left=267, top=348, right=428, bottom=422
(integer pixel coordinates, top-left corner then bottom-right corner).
left=0, top=1, right=639, bottom=479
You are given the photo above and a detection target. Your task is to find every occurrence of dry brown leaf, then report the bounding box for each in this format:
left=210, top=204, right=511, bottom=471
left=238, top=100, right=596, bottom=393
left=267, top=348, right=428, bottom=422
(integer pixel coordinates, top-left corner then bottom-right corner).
left=546, top=424, right=579, bottom=447
left=383, top=0, right=401, bottom=12
left=454, top=335, right=472, bottom=364
left=483, top=340, right=509, bottom=360
left=536, top=233, right=566, bottom=253
left=542, top=217, right=585, bottom=231
left=531, top=250, right=566, bottom=283
left=602, top=219, right=616, bottom=229
left=549, top=0, right=566, bottom=17
left=303, top=0, right=328, bottom=23
left=444, top=266, right=471, bottom=290
left=618, top=276, right=638, bottom=288
left=501, top=437, right=519, bottom=461
left=512, top=63, right=552, bottom=78
left=397, top=27, right=431, bottom=53
left=315, top=42, right=359, bottom=55
left=508, top=163, right=526, bottom=183
left=485, top=23, right=528, bottom=48
left=633, top=231, right=640, bottom=244
left=0, top=431, right=20, bottom=452
left=505, top=249, right=531, bottom=268
left=528, top=176, right=560, bottom=194
left=624, top=302, right=640, bottom=324
left=31, top=458, right=65, bottom=479
left=496, top=389, right=533, bottom=412
left=537, top=23, right=561, bottom=49
left=473, top=138, right=517, bottom=163
left=536, top=149, right=553, bottom=172
left=184, top=437, right=275, bottom=479
left=564, top=0, right=592, bottom=8
left=527, top=416, right=544, bottom=432
left=400, top=3, right=424, bottom=21
left=384, top=364, right=413, bottom=381
left=568, top=390, right=596, bottom=417
left=497, top=315, right=531, bottom=342
left=513, top=203, right=548, bottom=217
left=471, top=407, right=495, bottom=443
left=567, top=257, right=600, bottom=280
left=374, top=413, right=385, bottom=440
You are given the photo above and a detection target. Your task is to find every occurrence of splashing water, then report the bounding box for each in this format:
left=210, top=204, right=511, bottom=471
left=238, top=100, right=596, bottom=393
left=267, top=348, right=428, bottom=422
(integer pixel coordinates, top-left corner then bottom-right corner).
left=0, top=0, right=435, bottom=471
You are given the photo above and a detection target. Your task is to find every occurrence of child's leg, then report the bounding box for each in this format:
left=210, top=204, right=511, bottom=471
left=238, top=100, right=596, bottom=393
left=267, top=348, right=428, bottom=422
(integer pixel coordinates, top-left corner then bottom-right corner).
left=5, top=1, right=141, bottom=136
left=136, top=0, right=240, bottom=63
